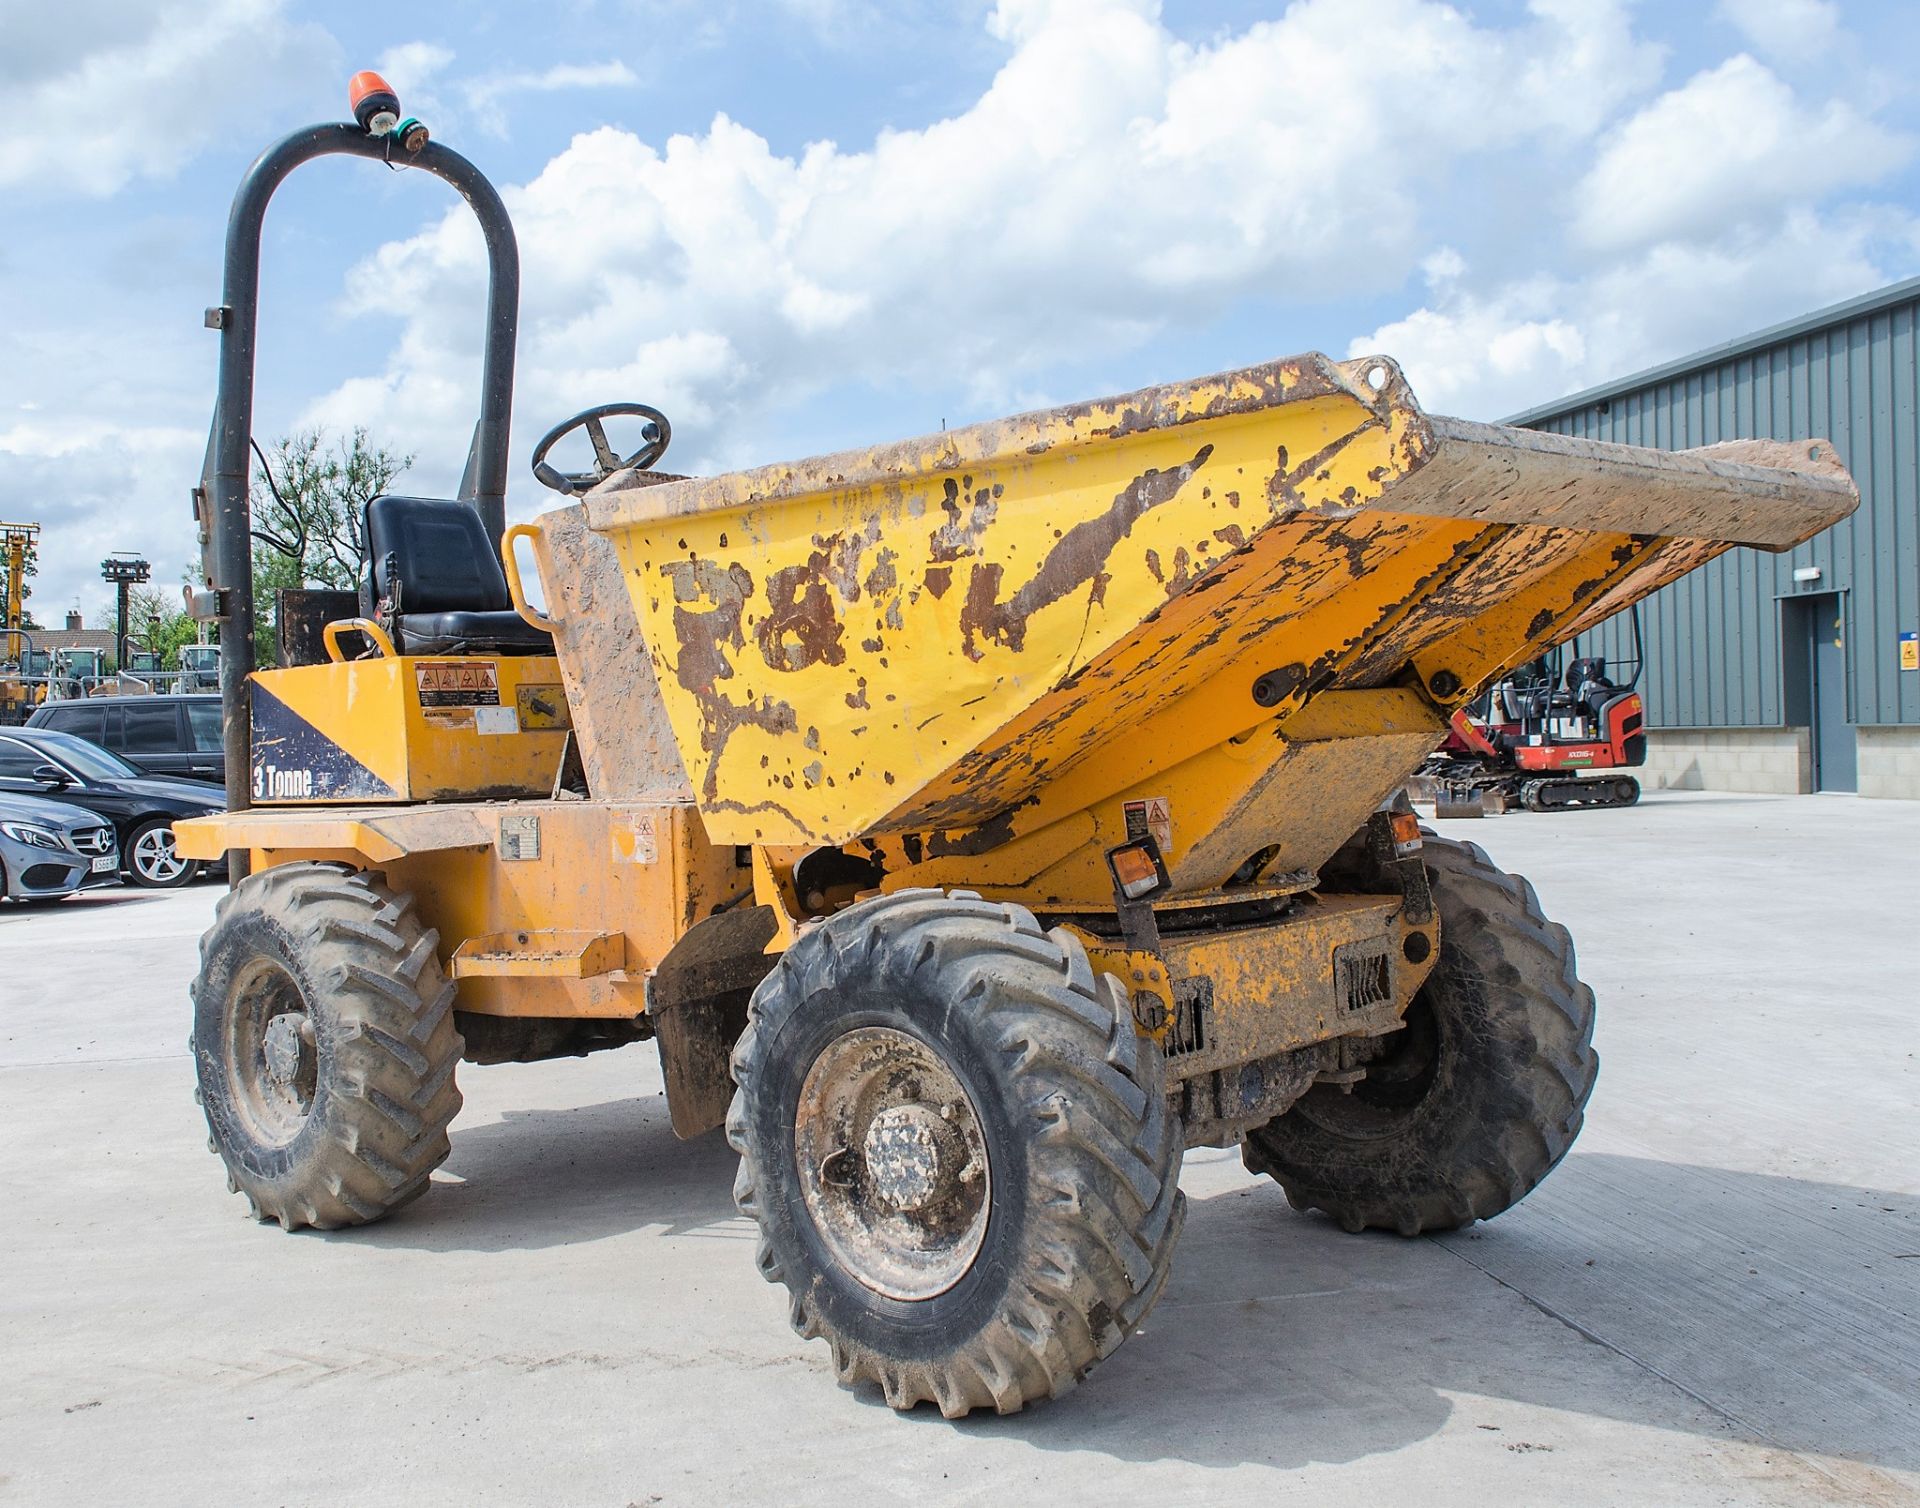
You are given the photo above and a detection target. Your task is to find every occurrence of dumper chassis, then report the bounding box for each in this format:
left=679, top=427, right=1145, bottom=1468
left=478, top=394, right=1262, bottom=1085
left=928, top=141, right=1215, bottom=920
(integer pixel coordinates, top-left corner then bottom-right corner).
left=176, top=89, right=1858, bottom=1417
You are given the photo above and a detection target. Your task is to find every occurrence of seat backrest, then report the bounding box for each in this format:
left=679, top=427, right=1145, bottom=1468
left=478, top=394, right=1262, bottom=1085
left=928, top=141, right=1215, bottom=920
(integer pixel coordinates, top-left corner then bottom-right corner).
left=1565, top=655, right=1608, bottom=693
left=363, top=496, right=511, bottom=615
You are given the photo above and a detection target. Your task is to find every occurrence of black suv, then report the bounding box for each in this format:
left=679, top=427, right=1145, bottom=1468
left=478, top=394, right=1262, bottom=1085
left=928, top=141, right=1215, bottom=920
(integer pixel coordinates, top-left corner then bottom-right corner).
left=0, top=727, right=225, bottom=888
left=28, top=694, right=224, bottom=786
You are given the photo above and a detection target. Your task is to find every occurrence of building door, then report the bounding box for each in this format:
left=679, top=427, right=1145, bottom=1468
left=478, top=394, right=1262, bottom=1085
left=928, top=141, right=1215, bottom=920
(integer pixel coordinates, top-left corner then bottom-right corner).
left=1805, top=593, right=1856, bottom=792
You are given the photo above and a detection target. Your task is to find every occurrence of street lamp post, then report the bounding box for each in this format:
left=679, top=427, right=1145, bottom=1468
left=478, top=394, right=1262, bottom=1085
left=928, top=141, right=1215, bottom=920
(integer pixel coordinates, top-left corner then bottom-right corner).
left=100, top=554, right=151, bottom=674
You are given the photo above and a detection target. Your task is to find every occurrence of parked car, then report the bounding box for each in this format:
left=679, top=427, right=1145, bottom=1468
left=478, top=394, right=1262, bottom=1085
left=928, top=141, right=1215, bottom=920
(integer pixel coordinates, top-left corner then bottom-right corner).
left=0, top=727, right=225, bottom=888
left=0, top=790, right=120, bottom=904
left=27, top=693, right=225, bottom=786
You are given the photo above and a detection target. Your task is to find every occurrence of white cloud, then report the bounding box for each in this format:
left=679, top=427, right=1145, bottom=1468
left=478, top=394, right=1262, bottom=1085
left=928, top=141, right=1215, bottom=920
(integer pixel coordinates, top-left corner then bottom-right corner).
left=375, top=41, right=456, bottom=95
left=987, top=0, right=1157, bottom=45
left=465, top=61, right=640, bottom=137
left=1354, top=268, right=1587, bottom=421
left=1715, top=0, right=1841, bottom=61
left=10, top=0, right=1915, bottom=615
left=363, top=45, right=637, bottom=141
left=0, top=0, right=335, bottom=195
left=0, top=418, right=205, bottom=621
left=1350, top=208, right=1915, bottom=419
left=312, top=0, right=1671, bottom=504
left=1574, top=55, right=1911, bottom=252
left=0, top=250, right=229, bottom=613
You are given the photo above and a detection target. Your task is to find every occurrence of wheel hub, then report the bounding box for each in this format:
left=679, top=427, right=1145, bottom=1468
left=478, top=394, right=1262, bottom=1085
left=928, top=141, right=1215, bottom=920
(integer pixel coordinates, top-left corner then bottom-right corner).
left=262, top=1011, right=314, bottom=1088
left=226, top=960, right=317, bottom=1146
left=862, top=1103, right=964, bottom=1213
left=794, top=1026, right=992, bottom=1302
left=134, top=826, right=186, bottom=882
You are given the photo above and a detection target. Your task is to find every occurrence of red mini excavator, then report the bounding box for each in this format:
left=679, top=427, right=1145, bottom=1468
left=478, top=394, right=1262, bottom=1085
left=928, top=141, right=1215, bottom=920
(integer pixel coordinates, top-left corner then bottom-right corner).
left=1418, top=609, right=1647, bottom=815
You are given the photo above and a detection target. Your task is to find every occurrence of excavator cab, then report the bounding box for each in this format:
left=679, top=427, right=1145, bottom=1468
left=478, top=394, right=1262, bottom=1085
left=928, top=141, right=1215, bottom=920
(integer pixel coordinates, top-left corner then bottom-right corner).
left=1422, top=609, right=1649, bottom=813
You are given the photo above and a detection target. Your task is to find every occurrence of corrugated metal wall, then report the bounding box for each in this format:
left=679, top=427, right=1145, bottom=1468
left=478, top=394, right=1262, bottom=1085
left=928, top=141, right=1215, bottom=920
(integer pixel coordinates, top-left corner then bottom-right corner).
left=1518, top=285, right=1920, bottom=729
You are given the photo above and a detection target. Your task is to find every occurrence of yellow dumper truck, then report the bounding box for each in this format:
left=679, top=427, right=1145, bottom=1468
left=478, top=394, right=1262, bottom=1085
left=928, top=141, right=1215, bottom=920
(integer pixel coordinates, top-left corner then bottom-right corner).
left=179, top=87, right=1858, bottom=1416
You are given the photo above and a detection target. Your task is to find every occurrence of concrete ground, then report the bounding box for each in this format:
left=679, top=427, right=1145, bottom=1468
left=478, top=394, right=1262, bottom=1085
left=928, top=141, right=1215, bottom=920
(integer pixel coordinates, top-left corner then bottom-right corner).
left=3, top=792, right=1916, bottom=1507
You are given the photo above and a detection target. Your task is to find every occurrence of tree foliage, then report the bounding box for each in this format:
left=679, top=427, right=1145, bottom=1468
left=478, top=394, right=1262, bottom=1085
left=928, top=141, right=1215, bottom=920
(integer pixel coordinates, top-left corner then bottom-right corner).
left=249, top=427, right=412, bottom=664
left=128, top=584, right=203, bottom=665
left=86, top=584, right=201, bottom=673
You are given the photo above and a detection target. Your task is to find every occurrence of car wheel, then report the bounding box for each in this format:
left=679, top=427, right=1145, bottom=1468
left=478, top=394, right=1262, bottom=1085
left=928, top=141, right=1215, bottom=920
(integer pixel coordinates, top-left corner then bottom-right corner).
left=126, top=818, right=199, bottom=889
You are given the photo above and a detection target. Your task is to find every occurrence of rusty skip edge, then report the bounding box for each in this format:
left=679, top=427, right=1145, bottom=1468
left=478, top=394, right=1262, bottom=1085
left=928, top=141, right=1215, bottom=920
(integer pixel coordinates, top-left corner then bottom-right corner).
left=579, top=350, right=1857, bottom=557
left=1384, top=417, right=1860, bottom=551
left=580, top=351, right=1422, bottom=532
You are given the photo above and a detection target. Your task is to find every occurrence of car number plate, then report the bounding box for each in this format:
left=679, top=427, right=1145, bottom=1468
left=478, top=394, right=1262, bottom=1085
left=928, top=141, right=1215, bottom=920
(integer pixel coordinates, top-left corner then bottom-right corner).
left=91, top=854, right=117, bottom=873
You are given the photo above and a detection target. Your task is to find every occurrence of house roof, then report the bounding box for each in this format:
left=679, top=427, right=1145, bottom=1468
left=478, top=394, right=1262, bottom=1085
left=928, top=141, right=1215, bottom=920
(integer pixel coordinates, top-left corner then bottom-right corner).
left=25, top=628, right=117, bottom=654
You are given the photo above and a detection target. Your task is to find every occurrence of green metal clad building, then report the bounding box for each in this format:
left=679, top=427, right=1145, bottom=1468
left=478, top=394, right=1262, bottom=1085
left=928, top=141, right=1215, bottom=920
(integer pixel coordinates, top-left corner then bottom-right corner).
left=1508, top=277, right=1920, bottom=799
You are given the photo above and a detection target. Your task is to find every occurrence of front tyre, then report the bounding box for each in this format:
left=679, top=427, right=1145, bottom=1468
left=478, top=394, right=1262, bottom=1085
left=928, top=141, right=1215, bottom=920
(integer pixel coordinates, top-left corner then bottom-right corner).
left=728, top=889, right=1184, bottom=1417
left=1243, top=836, right=1597, bottom=1234
left=126, top=817, right=198, bottom=888
left=191, top=863, right=463, bottom=1230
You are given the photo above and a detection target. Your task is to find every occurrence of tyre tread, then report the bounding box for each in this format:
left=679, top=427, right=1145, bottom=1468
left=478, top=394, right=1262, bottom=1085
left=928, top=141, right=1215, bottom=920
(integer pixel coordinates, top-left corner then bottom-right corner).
left=1243, top=834, right=1597, bottom=1235
left=191, top=862, right=464, bottom=1231
left=728, top=890, right=1184, bottom=1417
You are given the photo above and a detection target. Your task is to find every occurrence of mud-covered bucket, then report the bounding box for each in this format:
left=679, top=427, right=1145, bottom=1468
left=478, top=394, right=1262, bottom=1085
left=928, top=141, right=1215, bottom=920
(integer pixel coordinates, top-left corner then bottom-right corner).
left=579, top=353, right=1855, bottom=849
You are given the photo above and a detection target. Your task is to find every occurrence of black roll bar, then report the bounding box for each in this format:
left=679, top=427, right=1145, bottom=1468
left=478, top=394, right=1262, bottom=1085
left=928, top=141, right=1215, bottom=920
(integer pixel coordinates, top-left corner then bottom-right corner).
left=193, top=123, right=519, bottom=863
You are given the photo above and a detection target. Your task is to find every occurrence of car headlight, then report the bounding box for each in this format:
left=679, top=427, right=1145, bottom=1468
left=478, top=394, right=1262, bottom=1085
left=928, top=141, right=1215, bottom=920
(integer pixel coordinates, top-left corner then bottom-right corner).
left=0, top=821, right=65, bottom=850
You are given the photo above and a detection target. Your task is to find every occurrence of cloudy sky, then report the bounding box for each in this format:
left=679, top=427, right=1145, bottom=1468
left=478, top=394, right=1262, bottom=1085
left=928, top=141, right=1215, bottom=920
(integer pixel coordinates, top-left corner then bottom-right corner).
left=4, top=0, right=1917, bottom=621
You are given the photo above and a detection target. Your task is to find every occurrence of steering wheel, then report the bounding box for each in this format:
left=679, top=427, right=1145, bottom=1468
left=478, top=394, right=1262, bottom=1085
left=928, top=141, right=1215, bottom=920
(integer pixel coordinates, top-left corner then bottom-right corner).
left=530, top=402, right=672, bottom=495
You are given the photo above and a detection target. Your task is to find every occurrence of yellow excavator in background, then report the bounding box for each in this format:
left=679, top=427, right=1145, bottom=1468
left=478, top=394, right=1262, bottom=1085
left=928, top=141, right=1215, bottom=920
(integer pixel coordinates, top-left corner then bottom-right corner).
left=175, top=78, right=1858, bottom=1417
left=2, top=521, right=44, bottom=724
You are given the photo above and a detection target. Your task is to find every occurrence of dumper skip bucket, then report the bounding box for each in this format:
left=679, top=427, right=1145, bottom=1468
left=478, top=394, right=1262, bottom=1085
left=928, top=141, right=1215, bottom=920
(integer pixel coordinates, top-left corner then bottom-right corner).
left=581, top=353, right=1855, bottom=851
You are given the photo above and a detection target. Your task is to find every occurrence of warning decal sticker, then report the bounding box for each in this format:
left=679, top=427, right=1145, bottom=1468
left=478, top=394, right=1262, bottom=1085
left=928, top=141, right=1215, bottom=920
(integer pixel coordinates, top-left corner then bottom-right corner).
left=610, top=811, right=660, bottom=865
left=1122, top=795, right=1173, bottom=856
left=416, top=661, right=500, bottom=707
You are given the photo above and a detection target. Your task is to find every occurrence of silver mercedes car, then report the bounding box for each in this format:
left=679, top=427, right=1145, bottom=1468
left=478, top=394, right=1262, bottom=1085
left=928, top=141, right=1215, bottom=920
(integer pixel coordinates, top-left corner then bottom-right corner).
left=0, top=792, right=121, bottom=905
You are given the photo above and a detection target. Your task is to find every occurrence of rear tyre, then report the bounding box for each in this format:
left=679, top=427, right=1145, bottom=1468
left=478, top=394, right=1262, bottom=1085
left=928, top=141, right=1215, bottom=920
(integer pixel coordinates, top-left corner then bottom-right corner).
left=728, top=889, right=1184, bottom=1417
left=191, top=862, right=463, bottom=1230
left=1243, top=836, right=1596, bottom=1234
left=126, top=817, right=198, bottom=889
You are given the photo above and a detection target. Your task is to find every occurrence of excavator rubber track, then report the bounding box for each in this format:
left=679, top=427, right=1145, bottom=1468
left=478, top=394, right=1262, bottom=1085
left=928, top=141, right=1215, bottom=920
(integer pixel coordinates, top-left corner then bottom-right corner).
left=1520, top=775, right=1642, bottom=812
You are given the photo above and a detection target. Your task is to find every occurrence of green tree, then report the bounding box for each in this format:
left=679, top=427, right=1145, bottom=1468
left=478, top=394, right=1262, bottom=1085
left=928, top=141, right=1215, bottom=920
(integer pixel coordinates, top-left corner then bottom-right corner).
left=89, top=585, right=202, bottom=675
left=249, top=427, right=412, bottom=665
left=129, top=584, right=203, bottom=666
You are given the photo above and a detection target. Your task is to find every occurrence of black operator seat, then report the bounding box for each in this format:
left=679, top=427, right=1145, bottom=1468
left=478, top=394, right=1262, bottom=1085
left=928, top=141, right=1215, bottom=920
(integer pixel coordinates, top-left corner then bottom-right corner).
left=1564, top=655, right=1609, bottom=693
left=361, top=495, right=554, bottom=656
left=1564, top=655, right=1617, bottom=717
